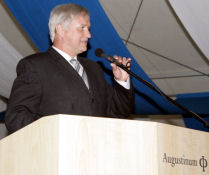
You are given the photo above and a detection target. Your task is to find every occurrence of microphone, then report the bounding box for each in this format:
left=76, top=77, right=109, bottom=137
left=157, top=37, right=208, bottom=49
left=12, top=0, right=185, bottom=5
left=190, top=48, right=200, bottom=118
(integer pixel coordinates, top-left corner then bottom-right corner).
left=95, top=48, right=131, bottom=68
left=95, top=49, right=209, bottom=129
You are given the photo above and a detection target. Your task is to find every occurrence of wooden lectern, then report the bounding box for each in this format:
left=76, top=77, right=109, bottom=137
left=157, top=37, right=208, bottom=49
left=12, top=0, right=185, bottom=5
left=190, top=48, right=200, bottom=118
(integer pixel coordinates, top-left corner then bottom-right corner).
left=0, top=114, right=208, bottom=175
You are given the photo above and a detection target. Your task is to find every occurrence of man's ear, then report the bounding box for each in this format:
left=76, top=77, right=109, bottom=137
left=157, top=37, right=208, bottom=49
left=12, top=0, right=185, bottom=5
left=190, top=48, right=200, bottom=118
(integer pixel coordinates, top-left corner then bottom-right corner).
left=55, top=24, right=64, bottom=38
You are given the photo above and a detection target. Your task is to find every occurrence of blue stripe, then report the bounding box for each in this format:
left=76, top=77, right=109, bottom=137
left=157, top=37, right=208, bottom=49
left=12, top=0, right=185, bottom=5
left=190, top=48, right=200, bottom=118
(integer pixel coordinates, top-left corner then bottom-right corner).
left=177, top=92, right=209, bottom=131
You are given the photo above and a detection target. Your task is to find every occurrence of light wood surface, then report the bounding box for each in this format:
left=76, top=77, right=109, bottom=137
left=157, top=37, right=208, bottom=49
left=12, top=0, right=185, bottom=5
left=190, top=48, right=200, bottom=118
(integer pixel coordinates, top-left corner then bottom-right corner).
left=157, top=123, right=209, bottom=174
left=0, top=116, right=59, bottom=175
left=0, top=114, right=208, bottom=175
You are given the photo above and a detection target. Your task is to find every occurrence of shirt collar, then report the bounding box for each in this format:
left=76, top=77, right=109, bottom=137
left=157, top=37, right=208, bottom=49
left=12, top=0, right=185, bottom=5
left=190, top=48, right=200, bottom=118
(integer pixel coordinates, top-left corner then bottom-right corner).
left=52, top=46, right=77, bottom=62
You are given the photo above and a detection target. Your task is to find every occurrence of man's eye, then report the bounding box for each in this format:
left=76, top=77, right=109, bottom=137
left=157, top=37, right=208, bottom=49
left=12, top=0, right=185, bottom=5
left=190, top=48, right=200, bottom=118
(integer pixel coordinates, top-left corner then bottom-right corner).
left=79, top=26, right=90, bottom=31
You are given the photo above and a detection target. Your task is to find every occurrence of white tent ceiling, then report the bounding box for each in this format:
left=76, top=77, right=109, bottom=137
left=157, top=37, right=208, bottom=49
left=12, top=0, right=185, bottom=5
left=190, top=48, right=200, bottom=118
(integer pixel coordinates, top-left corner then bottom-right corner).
left=100, top=0, right=209, bottom=96
left=169, top=0, right=209, bottom=61
left=0, top=0, right=209, bottom=111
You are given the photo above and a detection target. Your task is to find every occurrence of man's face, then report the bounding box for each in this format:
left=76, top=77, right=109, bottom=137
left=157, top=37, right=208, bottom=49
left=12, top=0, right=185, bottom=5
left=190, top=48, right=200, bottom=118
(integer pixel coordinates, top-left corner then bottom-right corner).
left=62, top=14, right=91, bottom=57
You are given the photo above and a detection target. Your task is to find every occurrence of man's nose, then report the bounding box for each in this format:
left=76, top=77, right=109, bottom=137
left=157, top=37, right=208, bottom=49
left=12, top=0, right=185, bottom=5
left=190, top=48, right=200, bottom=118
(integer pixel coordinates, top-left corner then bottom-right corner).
left=86, top=29, right=91, bottom=38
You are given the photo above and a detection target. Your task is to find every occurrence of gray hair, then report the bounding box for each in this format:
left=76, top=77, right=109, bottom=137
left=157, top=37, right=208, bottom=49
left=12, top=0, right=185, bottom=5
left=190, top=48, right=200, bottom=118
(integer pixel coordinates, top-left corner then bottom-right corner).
left=48, top=4, right=89, bottom=42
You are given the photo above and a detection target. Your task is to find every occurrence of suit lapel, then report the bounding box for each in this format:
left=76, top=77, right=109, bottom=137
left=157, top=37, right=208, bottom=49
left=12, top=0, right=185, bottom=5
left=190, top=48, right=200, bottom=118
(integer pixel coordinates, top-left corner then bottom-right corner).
left=47, top=47, right=90, bottom=93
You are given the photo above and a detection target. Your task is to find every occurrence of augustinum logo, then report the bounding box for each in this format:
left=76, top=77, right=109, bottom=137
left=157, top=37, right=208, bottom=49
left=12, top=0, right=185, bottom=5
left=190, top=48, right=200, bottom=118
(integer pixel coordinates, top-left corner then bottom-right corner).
left=199, top=156, right=208, bottom=172
left=163, top=153, right=208, bottom=172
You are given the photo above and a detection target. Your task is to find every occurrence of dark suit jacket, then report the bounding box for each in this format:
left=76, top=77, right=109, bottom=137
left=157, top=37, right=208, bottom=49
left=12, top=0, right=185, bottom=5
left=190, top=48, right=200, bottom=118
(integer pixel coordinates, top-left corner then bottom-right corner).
left=5, top=47, right=134, bottom=133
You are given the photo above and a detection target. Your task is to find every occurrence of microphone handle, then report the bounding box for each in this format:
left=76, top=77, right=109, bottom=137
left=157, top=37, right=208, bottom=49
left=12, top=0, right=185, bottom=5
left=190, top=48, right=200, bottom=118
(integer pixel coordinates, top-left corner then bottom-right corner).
left=102, top=53, right=130, bottom=68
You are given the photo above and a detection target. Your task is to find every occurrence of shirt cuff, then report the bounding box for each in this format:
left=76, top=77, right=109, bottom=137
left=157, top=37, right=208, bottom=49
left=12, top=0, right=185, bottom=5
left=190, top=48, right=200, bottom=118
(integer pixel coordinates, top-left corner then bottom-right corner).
left=115, top=77, right=130, bottom=89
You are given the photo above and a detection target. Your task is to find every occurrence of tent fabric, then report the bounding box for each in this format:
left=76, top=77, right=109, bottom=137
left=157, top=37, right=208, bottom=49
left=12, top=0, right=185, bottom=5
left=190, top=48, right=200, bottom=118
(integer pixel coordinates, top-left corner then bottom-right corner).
left=0, top=33, right=21, bottom=98
left=177, top=93, right=209, bottom=132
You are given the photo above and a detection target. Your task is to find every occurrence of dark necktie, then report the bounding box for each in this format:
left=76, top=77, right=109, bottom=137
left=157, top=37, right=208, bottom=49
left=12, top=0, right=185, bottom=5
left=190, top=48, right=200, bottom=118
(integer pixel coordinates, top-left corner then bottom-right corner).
left=70, top=59, right=89, bottom=89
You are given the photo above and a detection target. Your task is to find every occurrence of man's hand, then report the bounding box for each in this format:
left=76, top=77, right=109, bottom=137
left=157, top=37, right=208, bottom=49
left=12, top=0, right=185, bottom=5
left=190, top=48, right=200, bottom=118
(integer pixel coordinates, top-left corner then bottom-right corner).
left=110, top=55, right=131, bottom=81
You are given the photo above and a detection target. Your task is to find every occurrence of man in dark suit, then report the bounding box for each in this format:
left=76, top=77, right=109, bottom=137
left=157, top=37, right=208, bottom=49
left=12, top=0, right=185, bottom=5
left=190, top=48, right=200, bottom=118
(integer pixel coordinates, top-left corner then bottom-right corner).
left=5, top=4, right=134, bottom=133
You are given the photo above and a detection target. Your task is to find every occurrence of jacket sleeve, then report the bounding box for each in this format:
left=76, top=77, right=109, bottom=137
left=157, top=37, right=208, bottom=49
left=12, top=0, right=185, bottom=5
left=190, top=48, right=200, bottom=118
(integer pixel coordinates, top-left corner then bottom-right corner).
left=5, top=59, right=42, bottom=133
left=110, top=78, right=135, bottom=118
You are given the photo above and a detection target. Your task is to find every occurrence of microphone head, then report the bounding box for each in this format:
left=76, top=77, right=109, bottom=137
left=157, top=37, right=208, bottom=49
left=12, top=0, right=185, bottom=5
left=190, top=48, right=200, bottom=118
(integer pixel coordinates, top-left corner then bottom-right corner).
left=95, top=48, right=104, bottom=57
